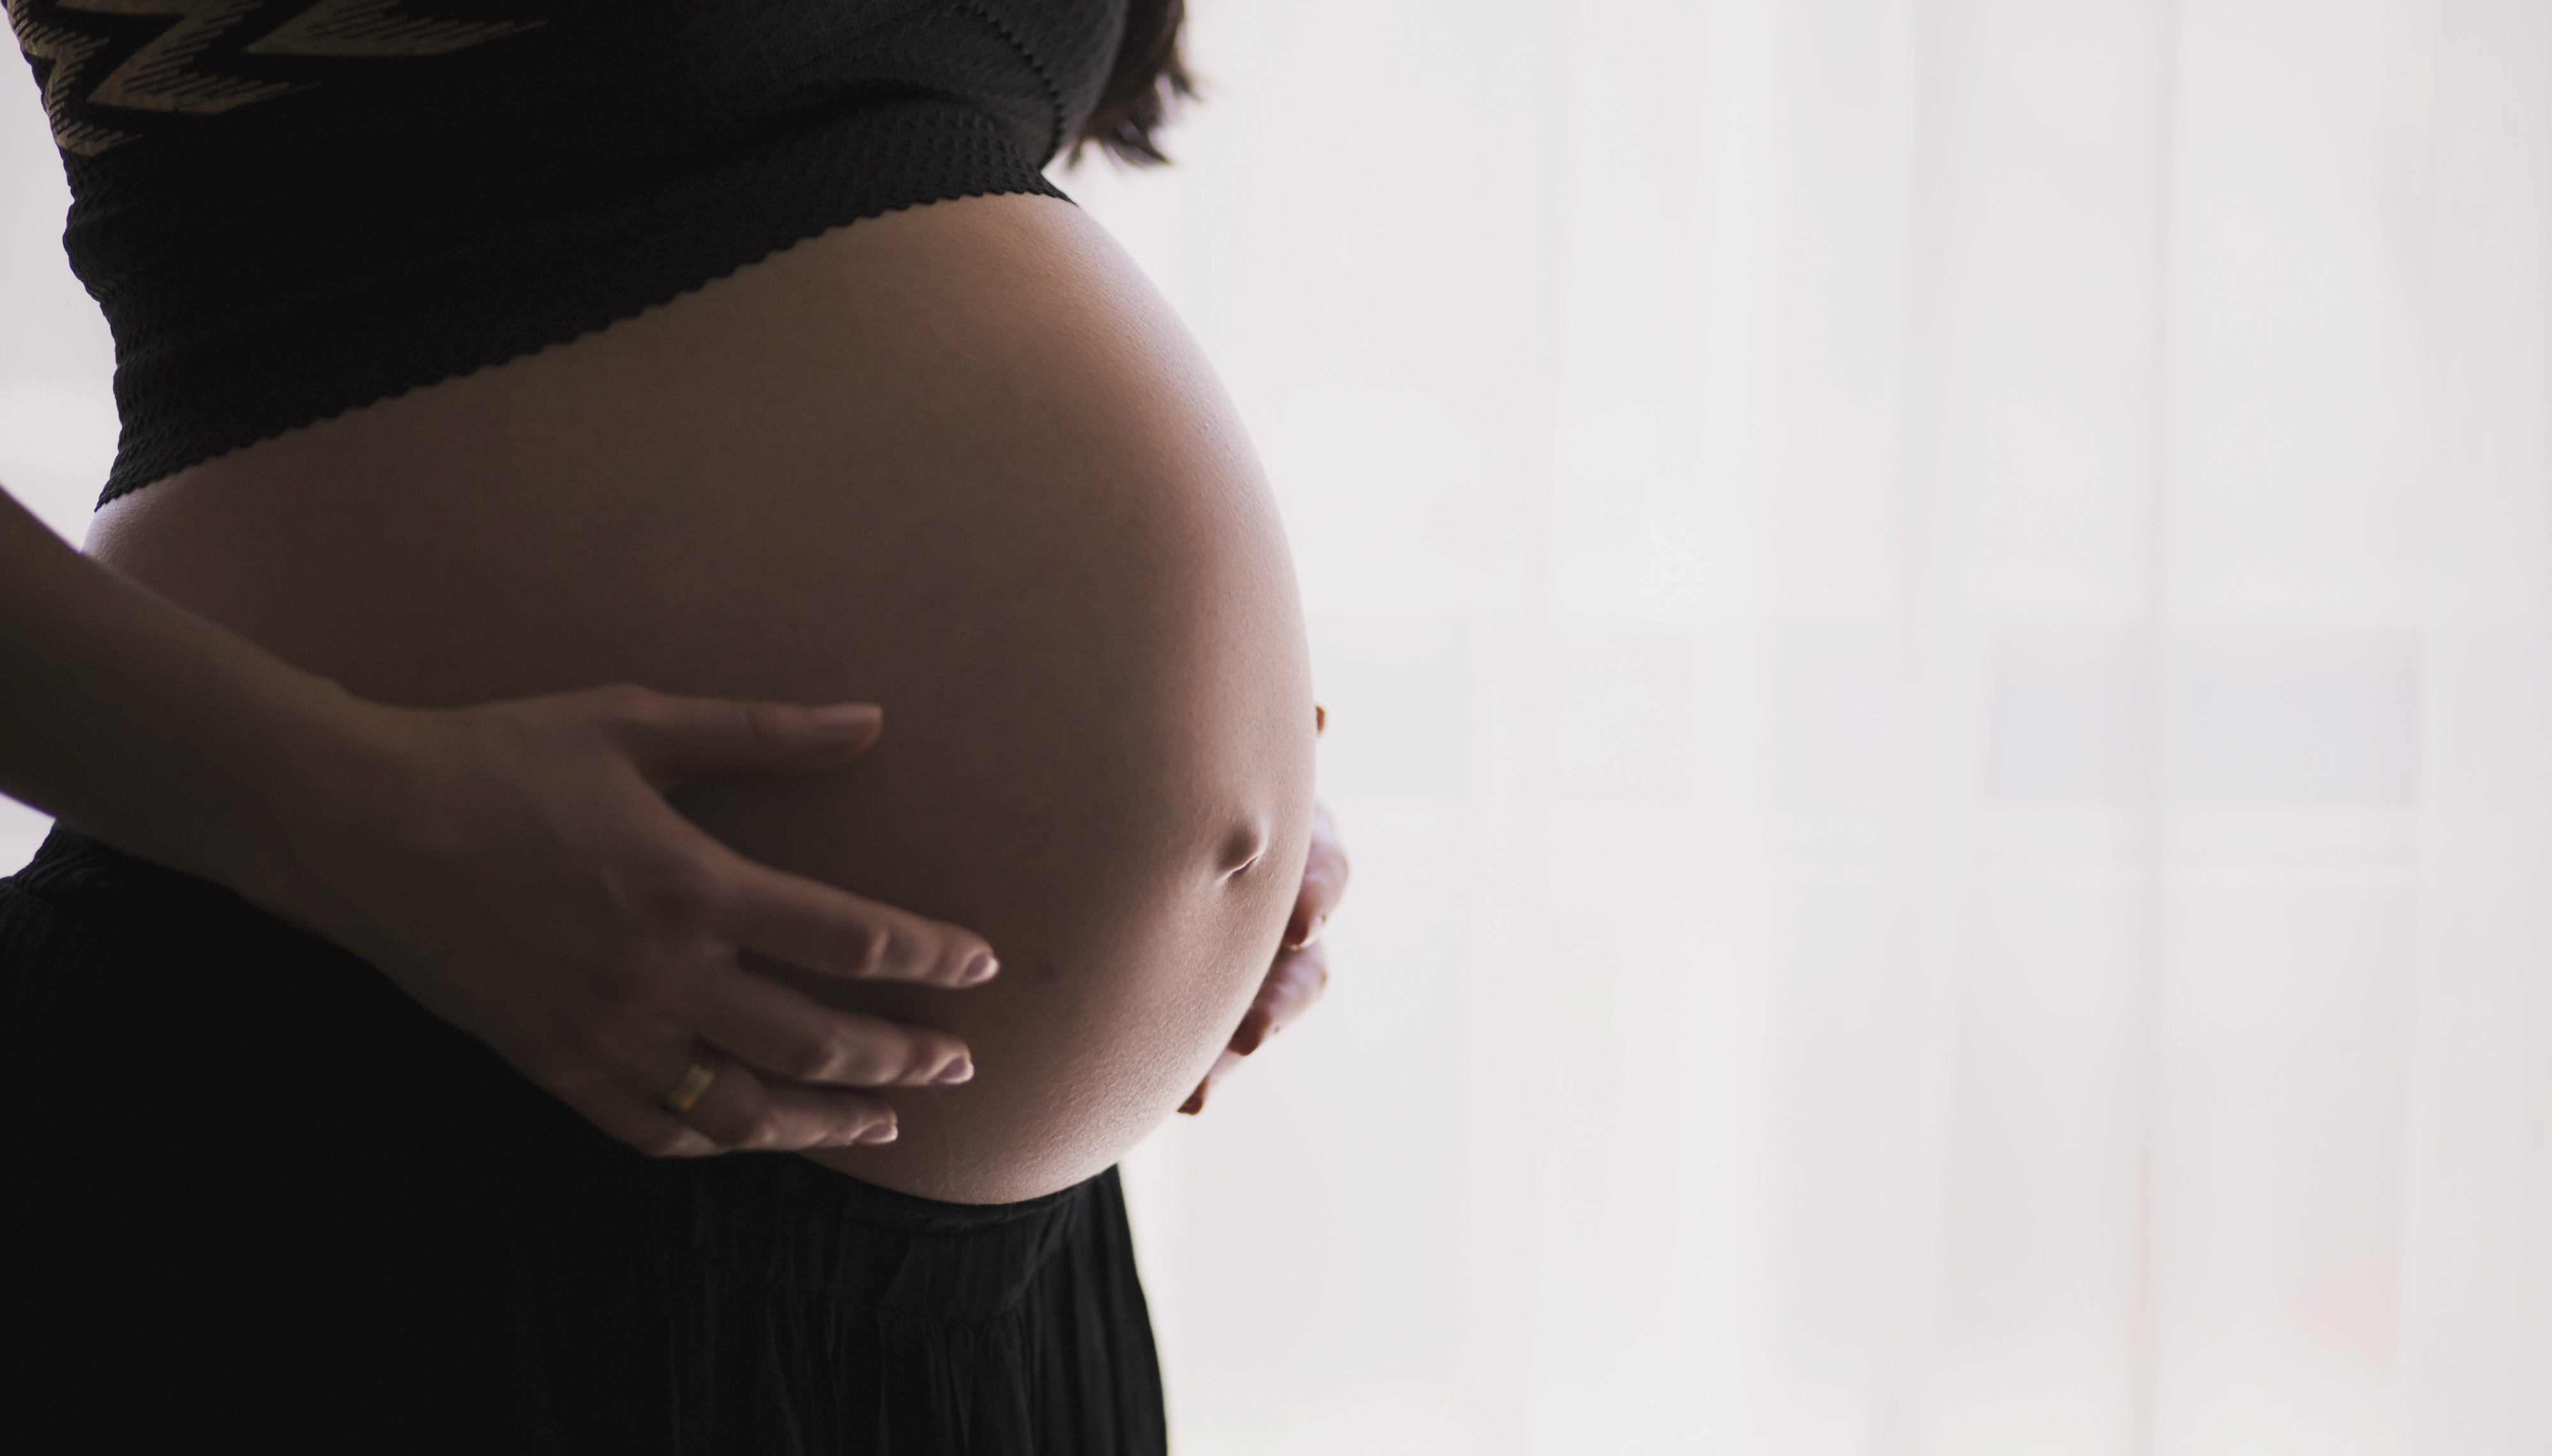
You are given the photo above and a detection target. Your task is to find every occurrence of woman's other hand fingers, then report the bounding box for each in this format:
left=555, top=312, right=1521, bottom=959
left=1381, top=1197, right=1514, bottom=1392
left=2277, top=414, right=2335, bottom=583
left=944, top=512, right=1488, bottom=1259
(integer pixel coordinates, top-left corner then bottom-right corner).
left=1230, top=937, right=1329, bottom=1056
left=1283, top=801, right=1348, bottom=950
left=1178, top=1050, right=1242, bottom=1116
left=1179, top=938, right=1330, bottom=1116
left=1182, top=799, right=1348, bottom=1116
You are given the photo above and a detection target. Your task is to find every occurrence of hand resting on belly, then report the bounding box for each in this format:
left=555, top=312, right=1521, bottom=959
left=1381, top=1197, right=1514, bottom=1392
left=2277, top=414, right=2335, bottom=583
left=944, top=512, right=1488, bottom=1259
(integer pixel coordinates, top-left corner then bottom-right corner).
left=87, top=193, right=1319, bottom=1204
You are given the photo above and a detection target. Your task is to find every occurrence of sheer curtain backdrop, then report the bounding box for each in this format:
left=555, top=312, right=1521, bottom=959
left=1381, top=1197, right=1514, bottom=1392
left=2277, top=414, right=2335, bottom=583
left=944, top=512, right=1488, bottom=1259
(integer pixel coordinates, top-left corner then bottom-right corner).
left=8, top=1, right=2552, bottom=1453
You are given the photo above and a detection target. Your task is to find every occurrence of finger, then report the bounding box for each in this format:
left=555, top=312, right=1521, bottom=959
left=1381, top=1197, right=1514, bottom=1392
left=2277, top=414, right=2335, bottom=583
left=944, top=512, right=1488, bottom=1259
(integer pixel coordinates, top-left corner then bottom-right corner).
left=1178, top=1049, right=1246, bottom=1116
left=1188, top=939, right=1334, bottom=1116
left=715, top=853, right=998, bottom=988
left=1283, top=801, right=1350, bottom=949
left=674, top=1058, right=900, bottom=1151
left=676, top=963, right=976, bottom=1088
left=549, top=1079, right=723, bottom=1159
left=1231, top=940, right=1330, bottom=1056
left=608, top=689, right=885, bottom=791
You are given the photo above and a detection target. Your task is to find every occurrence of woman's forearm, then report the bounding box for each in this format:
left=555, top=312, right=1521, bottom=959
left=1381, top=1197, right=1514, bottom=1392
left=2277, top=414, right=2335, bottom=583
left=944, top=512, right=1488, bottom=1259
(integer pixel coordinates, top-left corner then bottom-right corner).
left=0, top=482, right=351, bottom=896
left=0, top=477, right=996, bottom=1155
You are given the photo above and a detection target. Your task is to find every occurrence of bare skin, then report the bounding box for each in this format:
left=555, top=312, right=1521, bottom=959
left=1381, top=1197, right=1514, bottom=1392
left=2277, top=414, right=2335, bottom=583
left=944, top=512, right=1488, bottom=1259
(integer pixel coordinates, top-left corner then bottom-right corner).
left=0, top=493, right=1000, bottom=1159
left=84, top=193, right=1320, bottom=1203
left=1185, top=795, right=1345, bottom=1116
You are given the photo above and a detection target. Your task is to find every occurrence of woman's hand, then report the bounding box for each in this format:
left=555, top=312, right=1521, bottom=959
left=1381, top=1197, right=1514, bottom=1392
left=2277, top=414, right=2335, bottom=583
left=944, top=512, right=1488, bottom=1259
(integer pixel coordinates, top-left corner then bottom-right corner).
left=261, top=686, right=996, bottom=1158
left=1179, top=798, right=1347, bottom=1116
left=0, top=497, right=976, bottom=1157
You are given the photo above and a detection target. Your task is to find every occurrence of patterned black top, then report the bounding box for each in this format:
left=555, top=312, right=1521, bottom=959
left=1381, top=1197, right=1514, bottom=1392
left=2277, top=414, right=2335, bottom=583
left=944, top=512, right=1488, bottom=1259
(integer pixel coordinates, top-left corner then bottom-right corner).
left=6, top=0, right=1124, bottom=502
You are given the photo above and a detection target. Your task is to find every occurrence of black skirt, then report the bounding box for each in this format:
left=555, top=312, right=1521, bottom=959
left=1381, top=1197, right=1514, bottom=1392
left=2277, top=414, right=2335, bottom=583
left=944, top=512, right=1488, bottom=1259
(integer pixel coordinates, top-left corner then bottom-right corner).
left=0, top=829, right=1165, bottom=1455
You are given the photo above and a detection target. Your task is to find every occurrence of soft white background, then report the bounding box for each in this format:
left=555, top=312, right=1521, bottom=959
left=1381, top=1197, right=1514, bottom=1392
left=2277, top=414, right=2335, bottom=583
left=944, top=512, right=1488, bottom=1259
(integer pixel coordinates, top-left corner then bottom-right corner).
left=10, top=2, right=2552, bottom=1452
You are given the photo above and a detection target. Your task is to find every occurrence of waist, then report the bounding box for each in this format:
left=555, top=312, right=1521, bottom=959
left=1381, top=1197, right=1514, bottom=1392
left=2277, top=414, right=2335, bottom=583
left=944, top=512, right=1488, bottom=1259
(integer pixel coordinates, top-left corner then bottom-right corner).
left=86, top=196, right=1318, bottom=1201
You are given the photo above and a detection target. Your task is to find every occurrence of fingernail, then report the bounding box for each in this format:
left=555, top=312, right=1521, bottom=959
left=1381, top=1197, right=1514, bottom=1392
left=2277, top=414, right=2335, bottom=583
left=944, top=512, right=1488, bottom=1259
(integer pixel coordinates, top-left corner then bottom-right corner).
left=933, top=1056, right=974, bottom=1086
left=812, top=703, right=879, bottom=733
left=1292, top=914, right=1325, bottom=949
left=956, top=951, right=999, bottom=987
left=1178, top=1089, right=1205, bottom=1116
left=857, top=1120, right=899, bottom=1145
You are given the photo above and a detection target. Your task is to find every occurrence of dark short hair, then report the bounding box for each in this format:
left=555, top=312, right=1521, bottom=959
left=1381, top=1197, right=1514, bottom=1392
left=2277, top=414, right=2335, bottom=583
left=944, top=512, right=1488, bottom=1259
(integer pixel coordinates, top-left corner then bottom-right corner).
left=1074, top=0, right=1194, bottom=165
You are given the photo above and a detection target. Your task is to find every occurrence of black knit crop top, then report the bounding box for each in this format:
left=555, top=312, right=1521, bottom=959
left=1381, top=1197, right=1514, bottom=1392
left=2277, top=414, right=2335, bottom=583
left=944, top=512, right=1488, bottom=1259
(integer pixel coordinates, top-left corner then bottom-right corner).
left=8, top=0, right=1127, bottom=504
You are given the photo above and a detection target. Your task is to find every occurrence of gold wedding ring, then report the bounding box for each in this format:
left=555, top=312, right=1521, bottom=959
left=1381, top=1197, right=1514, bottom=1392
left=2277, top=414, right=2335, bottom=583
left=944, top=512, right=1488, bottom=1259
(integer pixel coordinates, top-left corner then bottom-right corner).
left=660, top=1058, right=716, bottom=1115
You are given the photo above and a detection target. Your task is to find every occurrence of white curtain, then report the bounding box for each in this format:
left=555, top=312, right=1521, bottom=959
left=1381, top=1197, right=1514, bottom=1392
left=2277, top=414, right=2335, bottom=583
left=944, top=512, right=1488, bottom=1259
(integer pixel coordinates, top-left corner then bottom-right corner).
left=11, top=3, right=2552, bottom=1451
left=1080, top=1, right=2552, bottom=1452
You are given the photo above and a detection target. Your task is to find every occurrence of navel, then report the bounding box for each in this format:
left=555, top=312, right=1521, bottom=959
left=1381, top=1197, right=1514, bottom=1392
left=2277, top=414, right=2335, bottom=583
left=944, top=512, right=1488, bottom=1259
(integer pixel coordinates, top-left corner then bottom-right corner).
left=1216, top=819, right=1272, bottom=883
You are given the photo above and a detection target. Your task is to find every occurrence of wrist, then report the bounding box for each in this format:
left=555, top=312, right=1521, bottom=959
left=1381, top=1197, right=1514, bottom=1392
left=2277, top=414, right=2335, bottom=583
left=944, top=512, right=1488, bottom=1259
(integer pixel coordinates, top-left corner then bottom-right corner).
left=217, top=675, right=420, bottom=933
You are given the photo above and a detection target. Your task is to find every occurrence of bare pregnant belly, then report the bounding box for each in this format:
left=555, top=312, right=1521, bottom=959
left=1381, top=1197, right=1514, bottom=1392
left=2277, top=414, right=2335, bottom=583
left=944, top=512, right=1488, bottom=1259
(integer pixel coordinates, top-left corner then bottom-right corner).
left=86, top=194, right=1318, bottom=1204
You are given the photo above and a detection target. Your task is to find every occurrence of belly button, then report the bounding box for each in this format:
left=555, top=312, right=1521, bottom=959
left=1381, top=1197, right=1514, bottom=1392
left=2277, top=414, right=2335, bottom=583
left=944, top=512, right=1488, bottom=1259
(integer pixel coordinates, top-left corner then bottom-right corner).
left=1216, top=821, right=1271, bottom=882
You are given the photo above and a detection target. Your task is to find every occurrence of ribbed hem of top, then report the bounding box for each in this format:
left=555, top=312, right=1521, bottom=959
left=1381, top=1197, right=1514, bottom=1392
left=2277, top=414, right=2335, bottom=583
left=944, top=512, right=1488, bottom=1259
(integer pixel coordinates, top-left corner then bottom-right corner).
left=98, top=98, right=1066, bottom=504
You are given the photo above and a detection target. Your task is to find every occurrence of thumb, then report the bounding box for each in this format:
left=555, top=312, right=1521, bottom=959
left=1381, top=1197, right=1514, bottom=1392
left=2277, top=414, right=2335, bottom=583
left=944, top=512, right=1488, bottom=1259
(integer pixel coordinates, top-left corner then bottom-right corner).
left=613, top=693, right=884, bottom=790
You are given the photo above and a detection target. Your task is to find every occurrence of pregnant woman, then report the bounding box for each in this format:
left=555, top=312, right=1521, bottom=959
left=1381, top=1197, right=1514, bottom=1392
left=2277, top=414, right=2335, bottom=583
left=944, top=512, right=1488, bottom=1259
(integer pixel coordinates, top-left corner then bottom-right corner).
left=0, top=1, right=1340, bottom=1450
